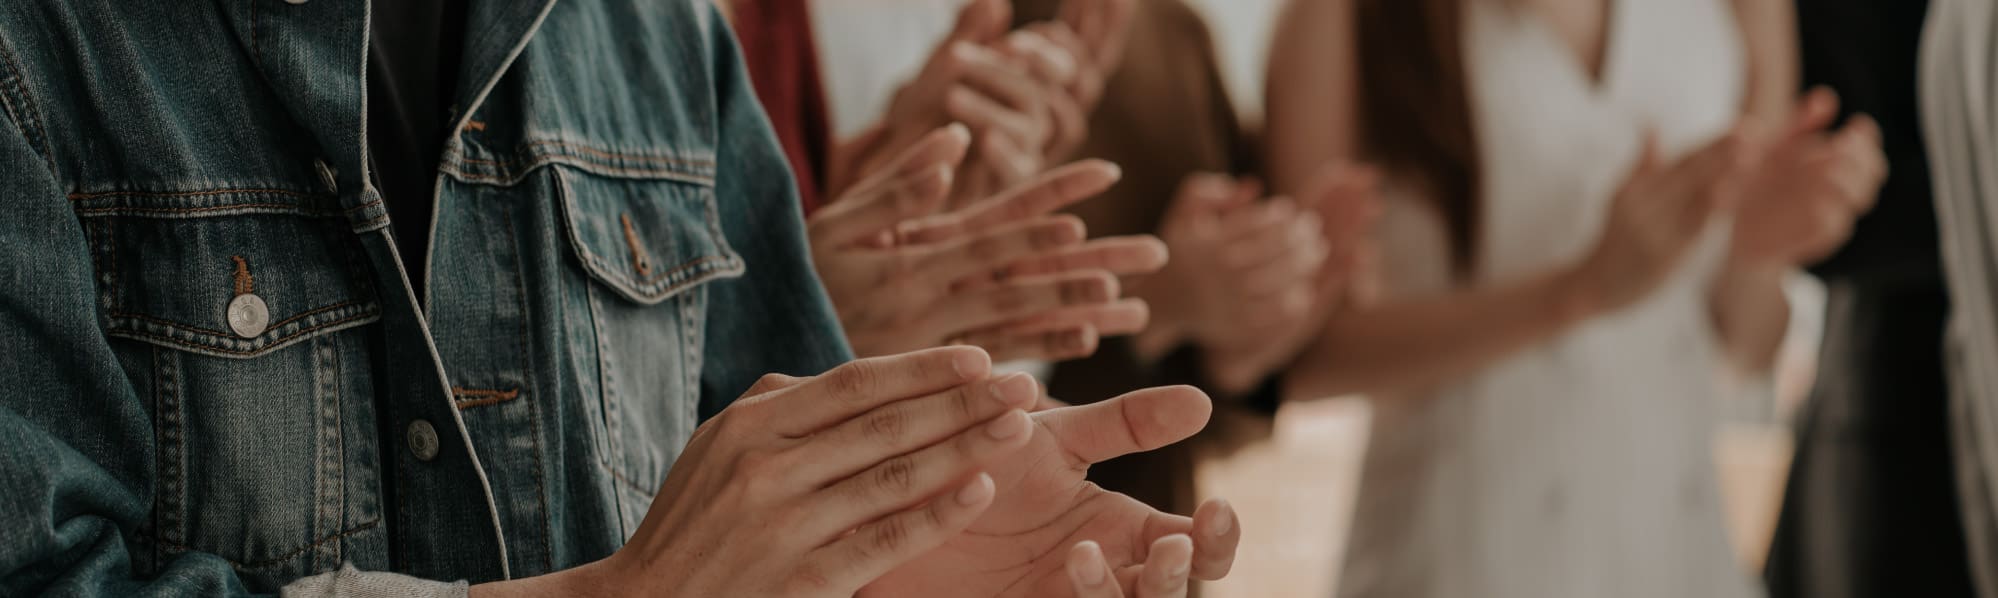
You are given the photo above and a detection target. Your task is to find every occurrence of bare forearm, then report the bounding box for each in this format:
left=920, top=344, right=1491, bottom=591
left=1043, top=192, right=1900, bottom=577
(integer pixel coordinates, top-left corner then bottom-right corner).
left=1707, top=265, right=1790, bottom=374
left=1283, top=265, right=1600, bottom=401
left=468, top=560, right=616, bottom=598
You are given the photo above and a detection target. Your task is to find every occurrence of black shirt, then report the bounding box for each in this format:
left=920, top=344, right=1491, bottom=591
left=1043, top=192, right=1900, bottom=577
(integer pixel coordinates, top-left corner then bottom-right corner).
left=1798, top=0, right=1940, bottom=285
left=367, top=0, right=469, bottom=298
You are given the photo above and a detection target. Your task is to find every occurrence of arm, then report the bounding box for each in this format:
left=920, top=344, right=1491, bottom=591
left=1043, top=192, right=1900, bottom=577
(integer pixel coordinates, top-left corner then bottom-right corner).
left=1706, top=0, right=1800, bottom=375
left=700, top=0, right=856, bottom=414
left=1265, top=0, right=1598, bottom=400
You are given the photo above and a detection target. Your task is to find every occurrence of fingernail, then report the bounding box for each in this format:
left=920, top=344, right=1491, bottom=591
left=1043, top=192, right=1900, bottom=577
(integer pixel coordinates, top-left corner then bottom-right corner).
left=989, top=372, right=1035, bottom=404
left=1207, top=500, right=1234, bottom=536
left=1073, top=542, right=1108, bottom=586
left=954, top=349, right=988, bottom=379
left=986, top=409, right=1029, bottom=439
left=955, top=472, right=994, bottom=505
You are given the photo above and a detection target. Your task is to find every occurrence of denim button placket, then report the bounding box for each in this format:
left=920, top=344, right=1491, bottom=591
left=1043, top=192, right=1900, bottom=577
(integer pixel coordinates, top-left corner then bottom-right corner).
left=406, top=420, right=439, bottom=461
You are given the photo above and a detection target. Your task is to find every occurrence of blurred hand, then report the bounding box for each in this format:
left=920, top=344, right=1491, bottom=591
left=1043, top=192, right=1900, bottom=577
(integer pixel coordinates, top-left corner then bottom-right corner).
left=862, top=385, right=1241, bottom=598
left=564, top=348, right=1037, bottom=597
left=810, top=126, right=1167, bottom=362
left=1729, top=88, right=1887, bottom=273
left=1135, top=168, right=1378, bottom=395
left=1572, top=130, right=1749, bottom=313
left=1016, top=0, right=1136, bottom=161
left=873, top=0, right=1060, bottom=202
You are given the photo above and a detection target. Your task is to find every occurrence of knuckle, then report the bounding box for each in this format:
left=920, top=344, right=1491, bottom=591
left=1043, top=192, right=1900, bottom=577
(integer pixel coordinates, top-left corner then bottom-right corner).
left=870, top=516, right=912, bottom=555
left=864, top=407, right=909, bottom=442
left=874, top=456, right=920, bottom=496
left=787, top=563, right=835, bottom=594
left=828, top=361, right=880, bottom=399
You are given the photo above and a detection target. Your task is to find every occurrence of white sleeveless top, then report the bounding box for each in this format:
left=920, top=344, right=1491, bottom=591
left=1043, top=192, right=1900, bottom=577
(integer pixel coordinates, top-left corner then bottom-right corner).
left=1335, top=1, right=1761, bottom=597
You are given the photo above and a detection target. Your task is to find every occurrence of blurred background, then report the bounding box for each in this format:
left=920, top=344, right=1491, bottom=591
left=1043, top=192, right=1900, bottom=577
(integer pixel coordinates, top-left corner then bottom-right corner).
left=759, top=2, right=1950, bottom=596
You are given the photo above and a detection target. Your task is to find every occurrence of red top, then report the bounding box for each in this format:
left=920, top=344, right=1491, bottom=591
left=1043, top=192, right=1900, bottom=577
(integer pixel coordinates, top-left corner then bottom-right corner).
left=729, top=0, right=835, bottom=215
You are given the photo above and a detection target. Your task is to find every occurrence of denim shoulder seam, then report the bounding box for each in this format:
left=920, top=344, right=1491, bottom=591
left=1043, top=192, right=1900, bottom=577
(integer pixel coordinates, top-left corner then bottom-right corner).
left=0, top=30, right=53, bottom=175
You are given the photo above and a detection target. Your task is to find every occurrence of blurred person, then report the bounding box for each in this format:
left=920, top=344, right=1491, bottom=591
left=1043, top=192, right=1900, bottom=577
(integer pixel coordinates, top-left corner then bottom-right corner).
left=1266, top=0, right=1887, bottom=596
left=0, top=1, right=1243, bottom=596
left=1924, top=1, right=1998, bottom=595
left=1763, top=2, right=1979, bottom=598
left=1007, top=0, right=1379, bottom=519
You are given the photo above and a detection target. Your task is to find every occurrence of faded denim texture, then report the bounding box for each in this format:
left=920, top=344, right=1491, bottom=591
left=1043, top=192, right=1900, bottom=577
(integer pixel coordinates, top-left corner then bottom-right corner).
left=0, top=0, right=851, bottom=595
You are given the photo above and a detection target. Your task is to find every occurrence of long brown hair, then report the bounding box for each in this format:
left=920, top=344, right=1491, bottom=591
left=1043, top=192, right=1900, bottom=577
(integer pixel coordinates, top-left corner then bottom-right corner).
left=1355, top=0, right=1481, bottom=277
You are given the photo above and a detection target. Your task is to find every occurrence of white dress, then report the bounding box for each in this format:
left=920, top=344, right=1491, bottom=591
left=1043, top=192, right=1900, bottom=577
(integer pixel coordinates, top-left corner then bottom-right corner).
left=1335, top=1, right=1763, bottom=597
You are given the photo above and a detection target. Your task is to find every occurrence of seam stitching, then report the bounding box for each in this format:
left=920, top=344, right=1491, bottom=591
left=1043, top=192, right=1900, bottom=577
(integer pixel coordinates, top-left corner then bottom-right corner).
left=148, top=519, right=380, bottom=570
left=110, top=301, right=369, bottom=340
left=107, top=311, right=377, bottom=356
left=0, top=31, right=52, bottom=172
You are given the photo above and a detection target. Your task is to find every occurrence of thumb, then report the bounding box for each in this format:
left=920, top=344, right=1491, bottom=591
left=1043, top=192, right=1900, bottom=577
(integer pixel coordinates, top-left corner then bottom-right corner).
left=946, top=0, right=1012, bottom=45
left=1037, top=385, right=1212, bottom=465
left=1781, top=87, right=1842, bottom=142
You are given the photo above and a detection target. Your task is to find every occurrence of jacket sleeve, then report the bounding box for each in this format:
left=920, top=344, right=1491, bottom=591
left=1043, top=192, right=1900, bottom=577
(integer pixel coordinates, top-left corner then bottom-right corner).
left=696, top=1, right=855, bottom=420
left=0, top=91, right=463, bottom=598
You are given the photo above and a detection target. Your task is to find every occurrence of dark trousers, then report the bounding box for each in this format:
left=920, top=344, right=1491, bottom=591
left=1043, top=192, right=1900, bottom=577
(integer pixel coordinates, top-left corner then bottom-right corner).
left=1766, top=278, right=1975, bottom=598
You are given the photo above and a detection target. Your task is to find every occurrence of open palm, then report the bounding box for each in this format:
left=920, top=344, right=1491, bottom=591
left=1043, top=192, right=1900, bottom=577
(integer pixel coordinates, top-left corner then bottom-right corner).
left=861, top=387, right=1240, bottom=597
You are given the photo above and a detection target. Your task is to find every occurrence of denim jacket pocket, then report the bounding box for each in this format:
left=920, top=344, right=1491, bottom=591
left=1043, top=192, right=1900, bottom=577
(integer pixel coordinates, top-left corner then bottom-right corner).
left=552, top=164, right=742, bottom=527
left=74, top=187, right=385, bottom=588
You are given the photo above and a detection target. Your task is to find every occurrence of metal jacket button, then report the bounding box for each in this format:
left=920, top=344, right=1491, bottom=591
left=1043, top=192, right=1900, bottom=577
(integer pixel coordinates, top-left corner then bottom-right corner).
left=283, top=0, right=309, bottom=5
left=226, top=294, right=270, bottom=338
left=407, top=419, right=439, bottom=461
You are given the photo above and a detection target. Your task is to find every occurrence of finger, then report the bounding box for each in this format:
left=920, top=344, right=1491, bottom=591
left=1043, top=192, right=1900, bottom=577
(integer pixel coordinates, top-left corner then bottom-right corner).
left=1782, top=86, right=1842, bottom=141
left=1043, top=85, right=1091, bottom=156
left=944, top=0, right=1010, bottom=45
left=808, top=472, right=997, bottom=593
left=991, top=299, right=1151, bottom=337
left=1239, top=239, right=1330, bottom=297
left=959, top=325, right=1101, bottom=363
left=743, top=373, right=808, bottom=398
left=947, top=42, right=1048, bottom=114
left=904, top=160, right=1123, bottom=244
left=1000, top=29, right=1079, bottom=89
left=815, top=409, right=1032, bottom=535
left=789, top=372, right=1041, bottom=488
left=1211, top=198, right=1300, bottom=243
left=1038, top=385, right=1212, bottom=465
left=928, top=271, right=1119, bottom=335
left=1188, top=499, right=1240, bottom=579
left=973, top=128, right=1043, bottom=189
left=765, top=346, right=993, bottom=437
left=995, top=236, right=1169, bottom=281
left=920, top=215, right=1087, bottom=281
left=1067, top=540, right=1126, bottom=598
left=1221, top=209, right=1321, bottom=268
left=1137, top=534, right=1194, bottom=598
left=811, top=125, right=971, bottom=248
left=1062, top=0, right=1137, bottom=72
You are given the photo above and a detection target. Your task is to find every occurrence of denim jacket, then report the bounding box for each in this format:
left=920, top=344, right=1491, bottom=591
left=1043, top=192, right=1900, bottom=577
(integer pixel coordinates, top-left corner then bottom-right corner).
left=0, top=0, right=850, bottom=595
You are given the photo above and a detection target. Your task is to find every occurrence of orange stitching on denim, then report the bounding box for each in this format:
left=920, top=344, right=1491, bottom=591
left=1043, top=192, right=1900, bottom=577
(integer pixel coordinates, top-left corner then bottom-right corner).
left=464, top=119, right=487, bottom=132
left=148, top=519, right=379, bottom=570
left=230, top=256, right=254, bottom=295
left=618, top=213, right=654, bottom=278
left=451, top=387, right=521, bottom=410
left=66, top=188, right=321, bottom=201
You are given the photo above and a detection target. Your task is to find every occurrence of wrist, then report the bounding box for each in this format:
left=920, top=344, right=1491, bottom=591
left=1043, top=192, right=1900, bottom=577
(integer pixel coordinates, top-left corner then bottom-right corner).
left=1551, top=260, right=1610, bottom=327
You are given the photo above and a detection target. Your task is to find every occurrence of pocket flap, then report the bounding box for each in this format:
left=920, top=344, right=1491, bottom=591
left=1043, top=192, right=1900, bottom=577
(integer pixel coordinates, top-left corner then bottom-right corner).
left=555, top=167, right=745, bottom=305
